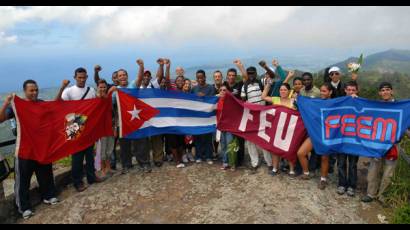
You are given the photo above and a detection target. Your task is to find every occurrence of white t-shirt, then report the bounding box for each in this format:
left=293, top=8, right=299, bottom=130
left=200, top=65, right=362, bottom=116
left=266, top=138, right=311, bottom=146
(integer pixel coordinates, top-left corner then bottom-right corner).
left=241, top=82, right=265, bottom=105
left=61, top=85, right=96, bottom=101
left=139, top=78, right=160, bottom=89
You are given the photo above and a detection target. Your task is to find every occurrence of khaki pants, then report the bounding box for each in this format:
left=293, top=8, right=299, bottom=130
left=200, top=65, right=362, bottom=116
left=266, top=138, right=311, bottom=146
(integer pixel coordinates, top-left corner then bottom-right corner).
left=246, top=141, right=272, bottom=168
left=366, top=158, right=397, bottom=199
left=150, top=135, right=164, bottom=163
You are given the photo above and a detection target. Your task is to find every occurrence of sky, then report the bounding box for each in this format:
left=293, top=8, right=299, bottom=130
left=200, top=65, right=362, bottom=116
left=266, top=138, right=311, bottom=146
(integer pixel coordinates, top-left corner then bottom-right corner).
left=1, top=6, right=410, bottom=93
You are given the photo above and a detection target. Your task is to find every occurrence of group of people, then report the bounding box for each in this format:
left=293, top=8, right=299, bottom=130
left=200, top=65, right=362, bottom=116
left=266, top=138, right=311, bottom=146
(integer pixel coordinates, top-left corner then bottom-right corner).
left=0, top=57, right=403, bottom=220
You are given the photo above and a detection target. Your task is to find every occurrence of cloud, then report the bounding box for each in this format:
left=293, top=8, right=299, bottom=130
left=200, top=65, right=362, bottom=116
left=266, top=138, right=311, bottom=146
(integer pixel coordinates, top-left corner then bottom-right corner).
left=1, top=6, right=410, bottom=51
left=0, top=31, right=17, bottom=46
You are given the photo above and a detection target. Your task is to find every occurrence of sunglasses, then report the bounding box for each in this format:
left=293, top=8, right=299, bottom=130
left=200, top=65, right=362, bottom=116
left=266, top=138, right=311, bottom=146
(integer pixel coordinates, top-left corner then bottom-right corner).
left=330, top=72, right=340, bottom=76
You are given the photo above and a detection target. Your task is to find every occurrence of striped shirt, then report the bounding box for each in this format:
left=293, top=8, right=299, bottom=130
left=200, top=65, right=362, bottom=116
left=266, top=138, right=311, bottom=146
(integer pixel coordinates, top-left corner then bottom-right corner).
left=241, top=82, right=265, bottom=105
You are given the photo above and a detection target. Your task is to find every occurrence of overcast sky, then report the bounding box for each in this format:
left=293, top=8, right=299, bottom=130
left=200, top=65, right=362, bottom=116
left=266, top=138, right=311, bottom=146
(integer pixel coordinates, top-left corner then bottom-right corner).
left=0, top=6, right=410, bottom=92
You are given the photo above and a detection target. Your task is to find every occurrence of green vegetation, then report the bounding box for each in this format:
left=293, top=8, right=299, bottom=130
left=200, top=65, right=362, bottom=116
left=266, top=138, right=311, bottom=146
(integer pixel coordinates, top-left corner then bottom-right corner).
left=383, top=137, right=410, bottom=223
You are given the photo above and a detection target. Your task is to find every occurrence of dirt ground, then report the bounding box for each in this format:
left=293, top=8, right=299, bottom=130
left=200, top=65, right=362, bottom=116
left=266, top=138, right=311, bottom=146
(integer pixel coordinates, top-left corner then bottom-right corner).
left=18, top=158, right=387, bottom=224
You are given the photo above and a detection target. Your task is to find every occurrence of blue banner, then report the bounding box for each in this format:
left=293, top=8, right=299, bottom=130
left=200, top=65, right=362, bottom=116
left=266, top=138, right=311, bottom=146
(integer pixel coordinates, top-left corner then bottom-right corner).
left=297, top=95, right=410, bottom=158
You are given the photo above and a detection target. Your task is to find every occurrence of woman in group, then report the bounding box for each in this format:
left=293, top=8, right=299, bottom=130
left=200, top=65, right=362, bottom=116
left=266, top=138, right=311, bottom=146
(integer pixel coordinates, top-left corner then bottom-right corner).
left=261, top=82, right=297, bottom=177
left=181, top=79, right=195, bottom=163
left=296, top=82, right=333, bottom=190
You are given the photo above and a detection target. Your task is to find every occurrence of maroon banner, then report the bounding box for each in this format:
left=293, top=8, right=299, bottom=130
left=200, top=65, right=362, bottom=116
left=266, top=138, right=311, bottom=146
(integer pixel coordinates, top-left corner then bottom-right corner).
left=217, top=92, right=307, bottom=163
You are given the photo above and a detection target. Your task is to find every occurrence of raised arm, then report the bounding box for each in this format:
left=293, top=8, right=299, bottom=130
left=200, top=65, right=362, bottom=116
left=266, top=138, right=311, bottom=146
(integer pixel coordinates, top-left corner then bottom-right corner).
left=259, top=60, right=275, bottom=78
left=273, top=59, right=287, bottom=81
left=136, top=59, right=144, bottom=88
left=261, top=82, right=273, bottom=103
left=0, top=94, right=13, bottom=123
left=351, top=72, right=358, bottom=81
left=234, top=59, right=248, bottom=83
left=94, top=65, right=102, bottom=85
left=164, top=58, right=171, bottom=81
left=54, top=80, right=70, bottom=101
left=283, top=70, right=295, bottom=84
left=156, top=58, right=165, bottom=85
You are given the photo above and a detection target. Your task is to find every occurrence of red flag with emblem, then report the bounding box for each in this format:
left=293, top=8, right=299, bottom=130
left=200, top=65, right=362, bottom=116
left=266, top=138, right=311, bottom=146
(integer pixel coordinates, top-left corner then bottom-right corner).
left=116, top=89, right=160, bottom=138
left=12, top=95, right=114, bottom=164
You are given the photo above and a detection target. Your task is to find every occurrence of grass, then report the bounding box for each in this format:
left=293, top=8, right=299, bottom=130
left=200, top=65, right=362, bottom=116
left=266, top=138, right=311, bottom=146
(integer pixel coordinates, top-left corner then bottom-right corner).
left=383, top=137, right=410, bottom=224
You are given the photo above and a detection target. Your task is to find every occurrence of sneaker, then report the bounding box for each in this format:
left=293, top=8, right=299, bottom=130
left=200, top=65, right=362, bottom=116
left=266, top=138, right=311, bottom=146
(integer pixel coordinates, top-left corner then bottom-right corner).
left=318, top=180, right=328, bottom=190
left=220, top=164, right=229, bottom=170
left=249, top=166, right=258, bottom=174
left=206, top=159, right=214, bottom=165
left=361, top=195, right=374, bottom=203
left=337, top=186, right=346, bottom=195
left=346, top=187, right=355, bottom=197
left=22, top=210, right=34, bottom=219
left=300, top=173, right=311, bottom=180
left=43, top=197, right=59, bottom=205
left=143, top=165, right=152, bottom=173
left=195, top=159, right=202, bottom=164
left=288, top=172, right=296, bottom=179
left=270, top=170, right=278, bottom=176
left=182, top=154, right=189, bottom=163
left=93, top=176, right=106, bottom=183
left=187, top=152, right=195, bottom=162
left=154, top=161, right=163, bottom=167
left=75, top=184, right=87, bottom=193
left=176, top=163, right=186, bottom=168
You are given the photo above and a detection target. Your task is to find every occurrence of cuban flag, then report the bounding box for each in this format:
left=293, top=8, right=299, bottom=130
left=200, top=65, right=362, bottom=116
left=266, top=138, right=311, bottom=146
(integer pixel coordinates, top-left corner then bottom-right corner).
left=117, top=88, right=219, bottom=139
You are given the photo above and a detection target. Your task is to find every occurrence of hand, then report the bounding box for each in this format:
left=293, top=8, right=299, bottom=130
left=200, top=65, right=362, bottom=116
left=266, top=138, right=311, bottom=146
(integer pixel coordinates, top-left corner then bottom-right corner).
left=61, top=79, right=70, bottom=89
left=351, top=94, right=358, bottom=98
left=157, top=58, right=164, bottom=65
left=94, top=65, right=102, bottom=72
left=351, top=72, right=358, bottom=81
left=288, top=70, right=295, bottom=78
left=164, top=58, right=170, bottom=67
left=136, top=59, right=144, bottom=67
left=258, top=60, right=267, bottom=68
left=272, top=59, right=279, bottom=67
left=4, top=94, right=14, bottom=105
left=233, top=59, right=242, bottom=66
left=197, top=92, right=205, bottom=97
left=113, top=129, right=118, bottom=138
left=107, top=86, right=117, bottom=95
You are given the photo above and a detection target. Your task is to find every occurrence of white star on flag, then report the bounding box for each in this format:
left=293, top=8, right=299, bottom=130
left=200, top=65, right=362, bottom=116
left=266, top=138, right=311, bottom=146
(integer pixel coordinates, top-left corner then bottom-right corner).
left=128, top=105, right=142, bottom=121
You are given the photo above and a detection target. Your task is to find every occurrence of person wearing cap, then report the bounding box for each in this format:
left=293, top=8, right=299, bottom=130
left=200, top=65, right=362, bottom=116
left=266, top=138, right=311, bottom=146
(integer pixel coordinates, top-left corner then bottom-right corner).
left=134, top=59, right=166, bottom=172
left=361, top=82, right=400, bottom=204
left=234, top=59, right=273, bottom=174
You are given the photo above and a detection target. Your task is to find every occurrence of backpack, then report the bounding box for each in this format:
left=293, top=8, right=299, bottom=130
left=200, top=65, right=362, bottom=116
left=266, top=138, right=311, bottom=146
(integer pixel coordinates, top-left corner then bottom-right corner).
left=243, top=80, right=264, bottom=101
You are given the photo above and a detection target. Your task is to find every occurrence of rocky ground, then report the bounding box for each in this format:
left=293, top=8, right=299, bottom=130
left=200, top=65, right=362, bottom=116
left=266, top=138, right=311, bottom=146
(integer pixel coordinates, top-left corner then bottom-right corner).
left=18, top=158, right=387, bottom=224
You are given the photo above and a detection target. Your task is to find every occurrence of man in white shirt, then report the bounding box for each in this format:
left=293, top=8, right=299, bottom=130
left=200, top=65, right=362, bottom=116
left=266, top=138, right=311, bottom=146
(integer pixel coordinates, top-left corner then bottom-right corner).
left=61, top=67, right=103, bottom=192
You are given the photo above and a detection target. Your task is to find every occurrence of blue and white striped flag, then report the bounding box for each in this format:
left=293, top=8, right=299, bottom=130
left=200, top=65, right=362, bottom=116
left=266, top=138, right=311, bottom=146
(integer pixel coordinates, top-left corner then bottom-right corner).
left=119, top=88, right=219, bottom=139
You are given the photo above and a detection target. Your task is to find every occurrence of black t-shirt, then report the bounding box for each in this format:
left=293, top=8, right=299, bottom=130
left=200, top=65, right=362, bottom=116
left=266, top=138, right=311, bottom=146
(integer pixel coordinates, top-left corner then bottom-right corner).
left=223, top=81, right=243, bottom=99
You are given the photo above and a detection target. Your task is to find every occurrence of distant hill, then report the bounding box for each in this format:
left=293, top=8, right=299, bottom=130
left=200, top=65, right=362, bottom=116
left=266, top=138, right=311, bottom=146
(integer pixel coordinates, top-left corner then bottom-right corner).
left=329, top=49, right=410, bottom=74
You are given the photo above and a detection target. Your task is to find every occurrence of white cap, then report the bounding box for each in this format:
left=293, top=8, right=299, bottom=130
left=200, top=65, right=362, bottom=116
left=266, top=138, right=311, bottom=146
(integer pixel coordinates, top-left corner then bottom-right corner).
left=328, top=66, right=341, bottom=74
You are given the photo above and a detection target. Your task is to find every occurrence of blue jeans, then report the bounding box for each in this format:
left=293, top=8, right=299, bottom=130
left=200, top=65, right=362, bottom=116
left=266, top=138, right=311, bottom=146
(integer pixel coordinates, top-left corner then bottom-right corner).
left=194, top=134, right=213, bottom=160
left=337, top=154, right=359, bottom=189
left=220, top=132, right=233, bottom=164
left=71, top=145, right=96, bottom=188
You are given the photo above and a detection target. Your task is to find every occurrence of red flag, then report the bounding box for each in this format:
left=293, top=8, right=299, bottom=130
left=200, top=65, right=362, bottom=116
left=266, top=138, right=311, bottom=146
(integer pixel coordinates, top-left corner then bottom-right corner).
left=116, top=89, right=160, bottom=138
left=217, top=92, right=307, bottom=164
left=12, top=95, right=114, bottom=164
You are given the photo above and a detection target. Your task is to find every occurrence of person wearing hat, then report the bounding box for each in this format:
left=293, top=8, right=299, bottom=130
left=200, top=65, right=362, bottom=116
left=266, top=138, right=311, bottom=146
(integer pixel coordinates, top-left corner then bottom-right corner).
left=234, top=59, right=273, bottom=174
left=327, top=66, right=346, bottom=98
left=361, top=82, right=399, bottom=204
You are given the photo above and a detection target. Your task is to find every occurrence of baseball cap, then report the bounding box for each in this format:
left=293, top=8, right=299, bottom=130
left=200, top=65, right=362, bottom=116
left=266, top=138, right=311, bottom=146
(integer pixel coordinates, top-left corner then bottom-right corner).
left=378, top=82, right=393, bottom=90
left=246, top=66, right=257, bottom=74
left=328, top=66, right=341, bottom=74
